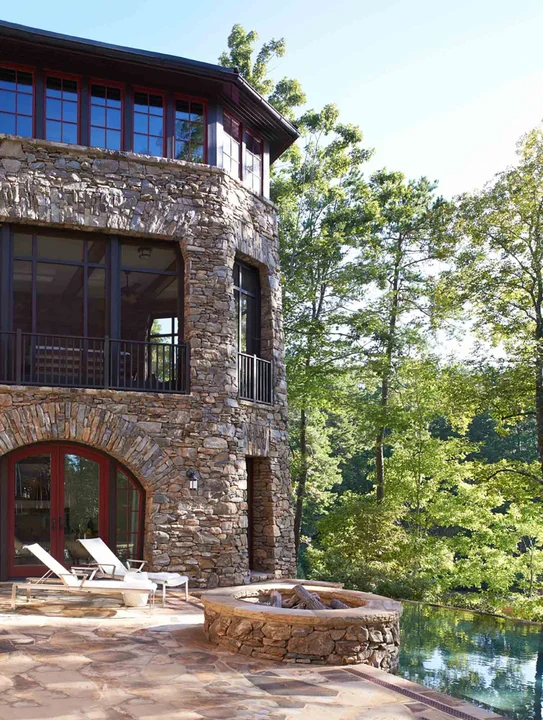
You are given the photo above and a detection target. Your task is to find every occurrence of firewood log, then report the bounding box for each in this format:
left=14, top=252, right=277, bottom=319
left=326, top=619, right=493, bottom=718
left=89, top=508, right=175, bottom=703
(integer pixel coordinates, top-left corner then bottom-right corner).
left=293, top=584, right=325, bottom=610
left=330, top=598, right=349, bottom=610
left=269, top=590, right=282, bottom=607
left=282, top=594, right=299, bottom=609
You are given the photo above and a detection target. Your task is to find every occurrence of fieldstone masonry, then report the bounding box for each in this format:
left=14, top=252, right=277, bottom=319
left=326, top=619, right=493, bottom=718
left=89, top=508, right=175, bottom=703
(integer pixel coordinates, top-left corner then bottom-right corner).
left=0, top=134, right=296, bottom=586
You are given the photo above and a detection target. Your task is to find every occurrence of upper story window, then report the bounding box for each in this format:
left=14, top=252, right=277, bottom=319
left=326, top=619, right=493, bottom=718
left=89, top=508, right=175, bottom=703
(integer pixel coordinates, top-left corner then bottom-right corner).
left=175, top=98, right=205, bottom=162
left=0, top=66, right=33, bottom=137
left=233, top=260, right=260, bottom=356
left=133, top=91, right=164, bottom=156
left=223, top=112, right=242, bottom=179
left=90, top=83, right=122, bottom=151
left=244, top=131, right=263, bottom=194
left=45, top=75, right=79, bottom=144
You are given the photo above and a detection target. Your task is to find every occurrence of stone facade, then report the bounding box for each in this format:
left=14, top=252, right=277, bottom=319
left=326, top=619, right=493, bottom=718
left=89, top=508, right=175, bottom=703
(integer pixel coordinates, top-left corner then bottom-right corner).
left=202, top=583, right=402, bottom=669
left=0, top=134, right=296, bottom=586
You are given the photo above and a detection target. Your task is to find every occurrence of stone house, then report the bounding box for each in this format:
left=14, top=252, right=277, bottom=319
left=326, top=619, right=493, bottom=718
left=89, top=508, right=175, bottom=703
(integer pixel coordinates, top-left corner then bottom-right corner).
left=0, top=21, right=299, bottom=587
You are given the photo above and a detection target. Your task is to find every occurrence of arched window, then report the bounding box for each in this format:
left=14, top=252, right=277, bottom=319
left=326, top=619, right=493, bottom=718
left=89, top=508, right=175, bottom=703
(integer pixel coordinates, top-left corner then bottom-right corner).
left=2, top=443, right=144, bottom=578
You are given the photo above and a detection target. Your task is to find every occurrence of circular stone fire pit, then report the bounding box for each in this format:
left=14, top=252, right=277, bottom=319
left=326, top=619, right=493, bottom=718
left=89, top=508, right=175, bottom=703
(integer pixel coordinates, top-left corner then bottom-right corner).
left=202, top=582, right=402, bottom=668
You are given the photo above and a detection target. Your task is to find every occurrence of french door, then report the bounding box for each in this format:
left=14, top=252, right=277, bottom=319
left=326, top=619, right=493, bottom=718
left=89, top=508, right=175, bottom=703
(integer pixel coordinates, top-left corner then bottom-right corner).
left=7, top=443, right=142, bottom=578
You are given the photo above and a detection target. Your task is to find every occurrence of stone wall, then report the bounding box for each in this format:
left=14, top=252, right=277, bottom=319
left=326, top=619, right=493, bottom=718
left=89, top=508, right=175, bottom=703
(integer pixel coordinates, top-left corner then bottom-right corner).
left=0, top=134, right=296, bottom=586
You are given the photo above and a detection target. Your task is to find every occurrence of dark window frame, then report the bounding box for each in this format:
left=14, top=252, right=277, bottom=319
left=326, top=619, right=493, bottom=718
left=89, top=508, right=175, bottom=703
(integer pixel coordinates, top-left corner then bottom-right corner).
left=0, top=62, right=35, bottom=138
left=223, top=110, right=242, bottom=180
left=233, top=259, right=261, bottom=356
left=44, top=70, right=82, bottom=145
left=132, top=85, right=166, bottom=157
left=88, top=77, right=125, bottom=152
left=173, top=93, right=207, bottom=164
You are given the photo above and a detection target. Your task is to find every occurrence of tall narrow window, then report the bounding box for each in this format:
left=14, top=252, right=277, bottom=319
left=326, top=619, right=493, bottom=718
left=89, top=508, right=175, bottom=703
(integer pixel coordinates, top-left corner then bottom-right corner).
left=133, top=91, right=164, bottom=156
left=244, top=132, right=262, bottom=194
left=90, top=83, right=122, bottom=150
left=233, top=261, right=260, bottom=355
left=45, top=75, right=79, bottom=144
left=175, top=98, right=205, bottom=162
left=223, top=112, right=241, bottom=179
left=0, top=66, right=33, bottom=137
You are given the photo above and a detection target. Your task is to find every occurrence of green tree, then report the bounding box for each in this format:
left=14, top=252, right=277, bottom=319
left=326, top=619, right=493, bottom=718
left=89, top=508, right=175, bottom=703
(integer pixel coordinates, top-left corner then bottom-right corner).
left=451, top=125, right=543, bottom=484
left=219, top=24, right=306, bottom=119
left=352, top=171, right=454, bottom=500
left=273, top=104, right=372, bottom=557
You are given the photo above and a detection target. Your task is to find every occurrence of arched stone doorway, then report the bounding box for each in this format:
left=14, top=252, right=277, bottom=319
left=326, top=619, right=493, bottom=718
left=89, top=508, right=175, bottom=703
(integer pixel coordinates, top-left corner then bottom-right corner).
left=0, top=442, right=144, bottom=580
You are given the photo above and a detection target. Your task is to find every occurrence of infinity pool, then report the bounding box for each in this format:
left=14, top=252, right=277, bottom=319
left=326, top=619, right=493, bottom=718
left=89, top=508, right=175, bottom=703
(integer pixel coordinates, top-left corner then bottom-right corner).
left=397, top=602, right=543, bottom=719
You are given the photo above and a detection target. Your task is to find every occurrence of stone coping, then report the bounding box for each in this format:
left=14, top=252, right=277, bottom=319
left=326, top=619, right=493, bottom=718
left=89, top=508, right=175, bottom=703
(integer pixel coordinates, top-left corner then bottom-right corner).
left=0, top=132, right=278, bottom=211
left=201, top=581, right=402, bottom=626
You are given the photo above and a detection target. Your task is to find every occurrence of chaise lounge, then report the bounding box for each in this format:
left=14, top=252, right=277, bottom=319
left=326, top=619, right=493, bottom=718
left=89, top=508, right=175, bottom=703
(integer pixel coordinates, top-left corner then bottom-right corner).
left=11, top=543, right=157, bottom=609
left=78, top=537, right=189, bottom=606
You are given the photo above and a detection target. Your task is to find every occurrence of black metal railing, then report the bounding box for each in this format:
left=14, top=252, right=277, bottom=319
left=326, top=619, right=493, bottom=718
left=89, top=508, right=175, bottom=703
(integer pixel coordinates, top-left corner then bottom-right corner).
left=0, top=330, right=190, bottom=394
left=238, top=352, right=272, bottom=404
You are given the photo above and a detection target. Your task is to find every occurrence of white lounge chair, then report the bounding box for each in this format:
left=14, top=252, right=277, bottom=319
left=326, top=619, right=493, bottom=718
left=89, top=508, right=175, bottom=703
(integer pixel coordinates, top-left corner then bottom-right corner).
left=78, top=537, right=189, bottom=606
left=11, top=543, right=157, bottom=610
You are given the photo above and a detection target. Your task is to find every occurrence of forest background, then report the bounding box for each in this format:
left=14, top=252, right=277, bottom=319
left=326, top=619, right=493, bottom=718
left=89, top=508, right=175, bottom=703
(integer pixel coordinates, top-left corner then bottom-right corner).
left=220, top=25, right=543, bottom=621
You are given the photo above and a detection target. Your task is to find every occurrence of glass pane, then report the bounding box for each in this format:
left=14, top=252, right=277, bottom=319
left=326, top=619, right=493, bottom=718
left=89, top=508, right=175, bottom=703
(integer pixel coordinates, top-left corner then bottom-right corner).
left=0, top=112, right=16, bottom=134
left=149, top=115, right=163, bottom=136
left=191, top=144, right=204, bottom=163
left=90, top=127, right=105, bottom=148
left=62, top=124, right=78, bottom=144
left=91, top=84, right=106, bottom=104
left=87, top=267, right=106, bottom=337
left=17, top=93, right=32, bottom=116
left=121, top=241, right=177, bottom=271
left=17, top=71, right=33, bottom=91
left=14, top=455, right=51, bottom=566
left=149, top=95, right=163, bottom=114
left=46, top=76, right=62, bottom=97
left=133, top=112, right=148, bottom=134
left=116, top=469, right=142, bottom=562
left=150, top=136, right=163, bottom=156
left=191, top=103, right=204, bottom=121
left=36, top=262, right=83, bottom=336
left=63, top=80, right=78, bottom=99
left=106, top=129, right=121, bottom=150
left=120, top=270, right=177, bottom=342
left=0, top=67, right=16, bottom=89
left=12, top=260, right=32, bottom=332
left=107, top=108, right=121, bottom=129
left=63, top=102, right=78, bottom=124
left=46, top=120, right=62, bottom=142
left=37, top=233, right=84, bottom=261
left=91, top=105, right=106, bottom=127
left=17, top=115, right=32, bottom=137
left=13, top=231, right=32, bottom=257
left=107, top=87, right=121, bottom=105
left=133, top=134, right=148, bottom=154
left=0, top=89, right=16, bottom=113
left=133, top=92, right=148, bottom=109
left=46, top=98, right=62, bottom=120
left=176, top=140, right=189, bottom=161
left=63, top=453, right=100, bottom=566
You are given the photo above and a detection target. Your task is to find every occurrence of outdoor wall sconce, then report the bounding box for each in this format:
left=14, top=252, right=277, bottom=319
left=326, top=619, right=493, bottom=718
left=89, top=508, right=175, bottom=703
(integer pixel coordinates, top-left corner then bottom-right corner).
left=187, top=469, right=199, bottom=490
left=138, top=245, right=152, bottom=260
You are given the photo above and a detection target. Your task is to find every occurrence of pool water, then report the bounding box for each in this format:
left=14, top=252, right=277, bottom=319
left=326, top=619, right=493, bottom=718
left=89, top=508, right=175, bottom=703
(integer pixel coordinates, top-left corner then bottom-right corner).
left=397, top=602, right=543, bottom=720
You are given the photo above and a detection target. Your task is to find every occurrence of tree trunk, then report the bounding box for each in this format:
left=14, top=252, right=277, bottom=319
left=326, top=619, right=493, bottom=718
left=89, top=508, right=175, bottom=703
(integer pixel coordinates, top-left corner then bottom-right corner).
left=375, top=239, right=402, bottom=501
left=294, top=407, right=308, bottom=563
left=535, top=335, right=543, bottom=478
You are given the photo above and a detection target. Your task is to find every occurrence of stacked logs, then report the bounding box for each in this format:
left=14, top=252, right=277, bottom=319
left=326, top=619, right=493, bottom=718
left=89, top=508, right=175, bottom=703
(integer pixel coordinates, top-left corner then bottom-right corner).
left=265, top=584, right=349, bottom=610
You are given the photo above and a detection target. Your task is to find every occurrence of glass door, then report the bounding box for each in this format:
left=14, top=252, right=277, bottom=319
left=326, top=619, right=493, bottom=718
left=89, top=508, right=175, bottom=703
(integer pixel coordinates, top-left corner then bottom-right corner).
left=62, top=449, right=106, bottom=566
left=10, top=450, right=54, bottom=576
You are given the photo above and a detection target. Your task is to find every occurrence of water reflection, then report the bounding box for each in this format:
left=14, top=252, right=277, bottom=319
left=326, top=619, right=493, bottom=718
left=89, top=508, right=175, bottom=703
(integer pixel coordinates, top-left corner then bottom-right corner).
left=398, top=603, right=543, bottom=719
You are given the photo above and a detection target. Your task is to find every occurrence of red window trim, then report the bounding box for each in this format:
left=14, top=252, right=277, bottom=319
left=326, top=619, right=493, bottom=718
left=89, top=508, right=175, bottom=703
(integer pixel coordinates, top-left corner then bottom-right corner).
left=173, top=93, right=208, bottom=164
left=44, top=70, right=82, bottom=145
left=132, top=85, right=167, bottom=157
left=0, top=62, right=36, bottom=138
left=88, top=77, right=125, bottom=152
left=244, top=128, right=264, bottom=195
left=223, top=109, right=242, bottom=180
left=6, top=441, right=145, bottom=577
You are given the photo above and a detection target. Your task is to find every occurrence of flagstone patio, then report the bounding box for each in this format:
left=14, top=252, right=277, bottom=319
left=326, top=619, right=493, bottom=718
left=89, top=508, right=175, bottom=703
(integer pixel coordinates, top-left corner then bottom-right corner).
left=0, top=584, right=506, bottom=720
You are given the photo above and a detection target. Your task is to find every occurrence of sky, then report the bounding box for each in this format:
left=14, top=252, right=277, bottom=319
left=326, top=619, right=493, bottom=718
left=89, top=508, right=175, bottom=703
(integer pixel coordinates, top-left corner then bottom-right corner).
left=2, top=0, right=542, bottom=198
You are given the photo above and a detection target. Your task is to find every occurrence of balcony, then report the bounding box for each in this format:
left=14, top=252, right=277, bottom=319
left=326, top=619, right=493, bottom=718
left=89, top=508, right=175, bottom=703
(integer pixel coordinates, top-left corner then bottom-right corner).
left=0, top=331, right=190, bottom=394
left=238, top=352, right=272, bottom=404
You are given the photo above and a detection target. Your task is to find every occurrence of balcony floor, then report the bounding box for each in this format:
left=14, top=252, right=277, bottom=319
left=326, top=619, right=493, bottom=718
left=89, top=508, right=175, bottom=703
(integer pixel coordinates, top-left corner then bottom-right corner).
left=0, top=584, right=503, bottom=720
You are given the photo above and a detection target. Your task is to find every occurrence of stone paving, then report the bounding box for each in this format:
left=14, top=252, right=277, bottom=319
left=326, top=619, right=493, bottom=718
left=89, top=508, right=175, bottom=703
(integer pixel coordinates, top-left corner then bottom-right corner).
left=0, top=585, right=506, bottom=720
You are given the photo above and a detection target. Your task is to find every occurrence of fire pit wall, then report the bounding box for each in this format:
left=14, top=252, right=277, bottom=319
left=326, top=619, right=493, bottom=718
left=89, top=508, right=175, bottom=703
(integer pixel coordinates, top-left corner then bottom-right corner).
left=202, top=583, right=402, bottom=669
